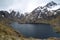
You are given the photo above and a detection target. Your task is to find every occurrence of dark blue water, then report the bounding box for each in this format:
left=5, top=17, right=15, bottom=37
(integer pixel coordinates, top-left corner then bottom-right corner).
left=11, top=22, right=60, bottom=39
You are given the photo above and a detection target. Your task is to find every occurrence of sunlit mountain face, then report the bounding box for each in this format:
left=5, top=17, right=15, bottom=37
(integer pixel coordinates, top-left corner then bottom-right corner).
left=0, top=0, right=60, bottom=13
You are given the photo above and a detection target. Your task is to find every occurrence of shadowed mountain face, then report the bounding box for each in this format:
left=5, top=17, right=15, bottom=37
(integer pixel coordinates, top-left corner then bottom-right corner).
left=0, top=11, right=9, bottom=18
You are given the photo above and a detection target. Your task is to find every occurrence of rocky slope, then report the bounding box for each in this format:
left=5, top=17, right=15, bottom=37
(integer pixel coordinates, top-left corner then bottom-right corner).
left=0, top=18, right=22, bottom=40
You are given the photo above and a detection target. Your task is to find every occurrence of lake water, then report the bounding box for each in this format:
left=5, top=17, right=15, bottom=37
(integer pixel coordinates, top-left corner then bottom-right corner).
left=11, top=22, right=60, bottom=39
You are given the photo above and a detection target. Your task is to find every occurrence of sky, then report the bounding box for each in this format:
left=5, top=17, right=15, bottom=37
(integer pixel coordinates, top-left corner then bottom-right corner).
left=0, top=0, right=60, bottom=13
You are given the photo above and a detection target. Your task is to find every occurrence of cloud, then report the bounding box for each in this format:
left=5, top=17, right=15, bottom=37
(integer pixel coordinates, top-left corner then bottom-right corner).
left=0, top=0, right=13, bottom=9
left=7, top=0, right=50, bottom=13
left=0, top=0, right=60, bottom=13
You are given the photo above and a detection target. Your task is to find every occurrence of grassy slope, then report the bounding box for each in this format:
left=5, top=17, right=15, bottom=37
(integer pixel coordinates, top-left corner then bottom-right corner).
left=0, top=17, right=60, bottom=40
left=49, top=16, right=60, bottom=33
left=0, top=18, right=22, bottom=40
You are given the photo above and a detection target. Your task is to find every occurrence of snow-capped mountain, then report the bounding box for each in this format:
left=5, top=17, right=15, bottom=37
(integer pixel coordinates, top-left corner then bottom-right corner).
left=32, top=1, right=57, bottom=13
left=30, top=1, right=59, bottom=19
left=44, top=1, right=57, bottom=8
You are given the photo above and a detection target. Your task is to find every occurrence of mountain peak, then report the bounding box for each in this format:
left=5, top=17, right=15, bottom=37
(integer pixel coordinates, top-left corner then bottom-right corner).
left=45, top=1, right=57, bottom=8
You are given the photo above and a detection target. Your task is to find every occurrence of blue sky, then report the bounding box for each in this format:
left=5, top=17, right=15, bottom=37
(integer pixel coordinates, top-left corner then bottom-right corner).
left=0, top=0, right=60, bottom=13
